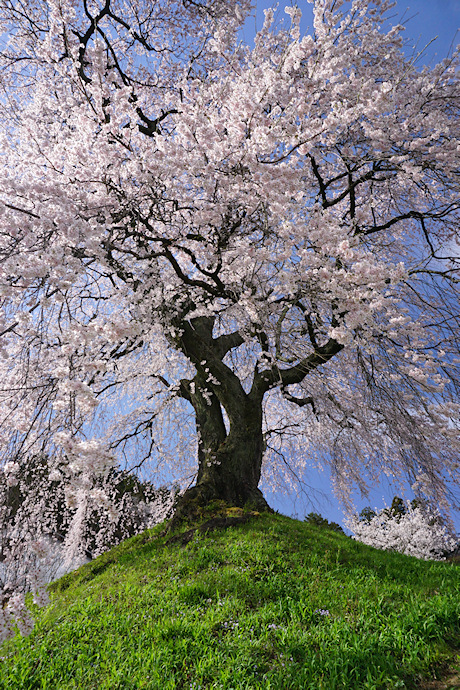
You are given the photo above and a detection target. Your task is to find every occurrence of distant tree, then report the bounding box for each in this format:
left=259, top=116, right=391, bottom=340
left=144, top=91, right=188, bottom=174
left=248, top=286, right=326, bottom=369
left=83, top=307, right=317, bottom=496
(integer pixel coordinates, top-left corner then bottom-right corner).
left=384, top=496, right=407, bottom=521
left=0, top=454, right=176, bottom=610
left=0, top=0, right=459, bottom=636
left=304, top=512, right=344, bottom=534
left=358, top=506, right=377, bottom=523
left=359, top=497, right=416, bottom=524
left=360, top=495, right=445, bottom=525
left=347, top=498, right=458, bottom=560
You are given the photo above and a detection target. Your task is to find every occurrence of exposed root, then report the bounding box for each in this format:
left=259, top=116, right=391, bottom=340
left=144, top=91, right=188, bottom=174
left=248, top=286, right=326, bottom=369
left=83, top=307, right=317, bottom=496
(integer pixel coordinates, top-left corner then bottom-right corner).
left=166, top=482, right=272, bottom=533
left=164, top=513, right=259, bottom=546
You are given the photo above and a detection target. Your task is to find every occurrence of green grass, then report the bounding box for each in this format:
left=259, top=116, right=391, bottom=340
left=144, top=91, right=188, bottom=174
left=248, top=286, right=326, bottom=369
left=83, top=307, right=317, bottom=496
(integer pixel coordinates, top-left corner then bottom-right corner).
left=0, top=508, right=458, bottom=689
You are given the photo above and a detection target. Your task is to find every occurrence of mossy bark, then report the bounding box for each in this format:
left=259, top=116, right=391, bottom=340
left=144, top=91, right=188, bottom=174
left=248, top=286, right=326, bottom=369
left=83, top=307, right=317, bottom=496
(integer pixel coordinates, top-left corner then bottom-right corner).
left=170, top=316, right=279, bottom=523
left=173, top=366, right=271, bottom=523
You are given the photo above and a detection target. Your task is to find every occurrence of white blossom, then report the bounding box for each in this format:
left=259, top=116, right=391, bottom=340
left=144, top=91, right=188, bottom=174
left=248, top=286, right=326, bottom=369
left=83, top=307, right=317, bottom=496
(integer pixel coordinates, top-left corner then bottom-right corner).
left=346, top=502, right=458, bottom=560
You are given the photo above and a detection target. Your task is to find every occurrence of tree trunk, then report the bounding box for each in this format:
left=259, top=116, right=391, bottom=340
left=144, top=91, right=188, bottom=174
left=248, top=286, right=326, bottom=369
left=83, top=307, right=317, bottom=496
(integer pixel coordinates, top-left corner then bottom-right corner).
left=172, top=372, right=271, bottom=523
left=196, top=401, right=266, bottom=508
left=170, top=317, right=272, bottom=525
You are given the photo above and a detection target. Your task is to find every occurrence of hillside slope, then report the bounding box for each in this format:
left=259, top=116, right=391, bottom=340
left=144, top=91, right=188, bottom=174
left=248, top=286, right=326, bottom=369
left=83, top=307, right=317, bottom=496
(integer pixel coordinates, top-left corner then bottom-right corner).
left=0, top=508, right=459, bottom=689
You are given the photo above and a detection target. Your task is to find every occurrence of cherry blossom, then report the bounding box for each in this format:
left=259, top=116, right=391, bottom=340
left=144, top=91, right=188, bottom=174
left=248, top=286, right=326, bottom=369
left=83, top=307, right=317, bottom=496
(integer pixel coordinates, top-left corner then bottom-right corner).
left=0, top=0, right=458, bottom=638
left=346, top=500, right=458, bottom=560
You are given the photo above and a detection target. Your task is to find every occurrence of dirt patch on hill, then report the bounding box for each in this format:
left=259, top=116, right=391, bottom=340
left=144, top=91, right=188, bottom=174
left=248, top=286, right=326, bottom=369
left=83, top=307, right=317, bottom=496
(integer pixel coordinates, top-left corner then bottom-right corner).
left=415, top=653, right=460, bottom=690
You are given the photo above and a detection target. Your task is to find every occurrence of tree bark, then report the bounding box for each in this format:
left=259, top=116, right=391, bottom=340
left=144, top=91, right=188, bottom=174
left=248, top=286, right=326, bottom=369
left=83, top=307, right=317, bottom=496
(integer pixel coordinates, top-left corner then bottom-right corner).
left=173, top=356, right=271, bottom=523
left=194, top=395, right=267, bottom=508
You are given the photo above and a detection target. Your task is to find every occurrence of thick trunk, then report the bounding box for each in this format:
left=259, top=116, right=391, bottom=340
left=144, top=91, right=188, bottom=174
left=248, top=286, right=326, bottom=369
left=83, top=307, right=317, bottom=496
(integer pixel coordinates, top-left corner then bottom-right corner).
left=171, top=317, right=272, bottom=524
left=173, top=376, right=271, bottom=522
left=196, top=402, right=266, bottom=506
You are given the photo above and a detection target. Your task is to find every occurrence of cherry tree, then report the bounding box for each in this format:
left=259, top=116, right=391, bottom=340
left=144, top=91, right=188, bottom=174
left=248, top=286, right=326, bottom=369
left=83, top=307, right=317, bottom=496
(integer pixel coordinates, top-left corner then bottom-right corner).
left=0, top=0, right=459, bottom=541
left=346, top=498, right=458, bottom=561
left=0, top=454, right=176, bottom=596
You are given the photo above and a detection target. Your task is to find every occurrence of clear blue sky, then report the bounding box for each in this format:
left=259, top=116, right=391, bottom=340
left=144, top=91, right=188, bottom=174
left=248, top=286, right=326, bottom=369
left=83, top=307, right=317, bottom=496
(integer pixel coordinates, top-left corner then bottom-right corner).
left=245, top=0, right=460, bottom=64
left=245, top=1, right=460, bottom=533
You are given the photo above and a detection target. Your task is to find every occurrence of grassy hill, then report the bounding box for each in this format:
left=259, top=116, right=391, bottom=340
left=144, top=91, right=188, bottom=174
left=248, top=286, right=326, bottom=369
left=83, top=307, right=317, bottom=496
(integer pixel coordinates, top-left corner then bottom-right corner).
left=0, top=507, right=458, bottom=689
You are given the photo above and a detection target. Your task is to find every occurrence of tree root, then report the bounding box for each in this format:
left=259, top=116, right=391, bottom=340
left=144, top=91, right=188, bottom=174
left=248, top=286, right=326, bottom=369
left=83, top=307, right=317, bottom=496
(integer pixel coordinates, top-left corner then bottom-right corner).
left=166, top=482, right=272, bottom=533
left=164, top=513, right=258, bottom=546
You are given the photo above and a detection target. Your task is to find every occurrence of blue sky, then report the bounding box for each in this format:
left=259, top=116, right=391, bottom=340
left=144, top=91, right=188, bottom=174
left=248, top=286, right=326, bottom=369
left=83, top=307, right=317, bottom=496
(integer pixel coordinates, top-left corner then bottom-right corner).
left=245, top=0, right=460, bottom=64
left=244, top=1, right=460, bottom=533
left=392, top=0, right=460, bottom=62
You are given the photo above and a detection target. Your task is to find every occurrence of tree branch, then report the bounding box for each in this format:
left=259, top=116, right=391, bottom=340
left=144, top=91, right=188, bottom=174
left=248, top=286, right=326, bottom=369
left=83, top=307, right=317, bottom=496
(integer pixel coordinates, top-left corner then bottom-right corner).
left=254, top=337, right=344, bottom=396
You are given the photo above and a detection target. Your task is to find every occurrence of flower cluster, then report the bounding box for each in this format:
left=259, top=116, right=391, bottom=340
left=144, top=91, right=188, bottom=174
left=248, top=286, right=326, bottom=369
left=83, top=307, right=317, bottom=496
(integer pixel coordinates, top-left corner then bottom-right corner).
left=346, top=501, right=458, bottom=561
left=0, top=455, right=177, bottom=642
